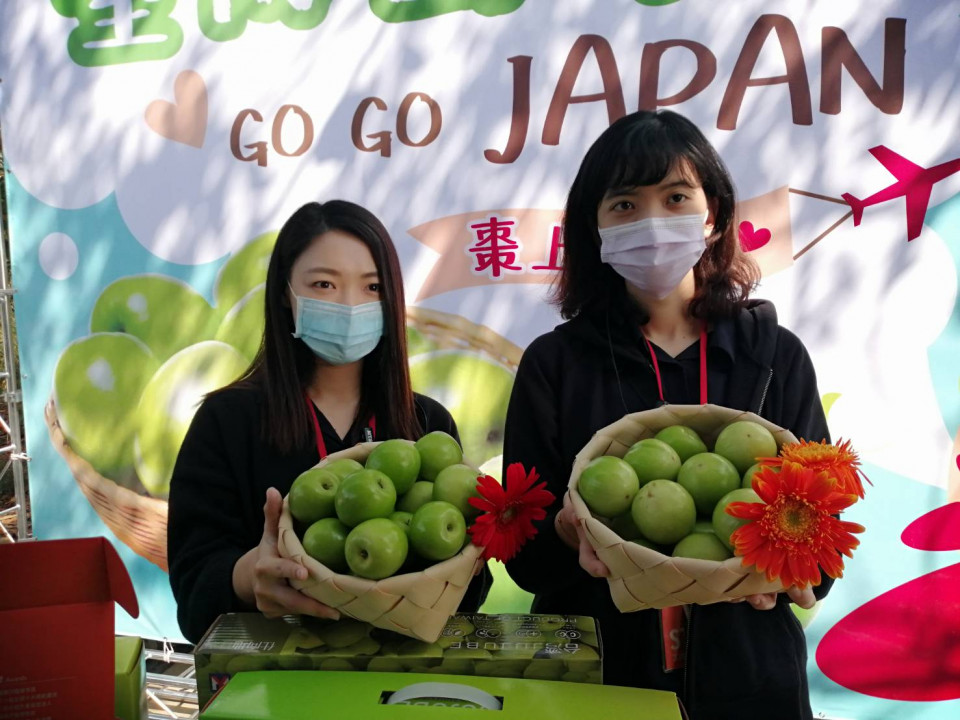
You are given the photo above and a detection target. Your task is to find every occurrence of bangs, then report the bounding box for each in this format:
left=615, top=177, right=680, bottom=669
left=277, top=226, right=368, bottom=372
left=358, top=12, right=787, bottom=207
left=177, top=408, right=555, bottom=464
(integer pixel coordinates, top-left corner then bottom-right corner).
left=597, top=122, right=701, bottom=197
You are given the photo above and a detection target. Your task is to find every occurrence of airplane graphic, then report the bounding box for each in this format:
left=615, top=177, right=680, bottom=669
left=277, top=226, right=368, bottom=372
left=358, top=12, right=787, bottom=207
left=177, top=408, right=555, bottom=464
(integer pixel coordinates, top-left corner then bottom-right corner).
left=842, top=145, right=960, bottom=241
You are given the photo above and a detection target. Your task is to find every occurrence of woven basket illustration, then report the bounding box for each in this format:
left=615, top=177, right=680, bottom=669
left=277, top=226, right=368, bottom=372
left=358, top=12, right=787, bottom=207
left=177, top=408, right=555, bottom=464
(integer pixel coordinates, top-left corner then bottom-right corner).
left=44, top=398, right=171, bottom=571
left=277, top=440, right=484, bottom=643
left=568, top=404, right=799, bottom=612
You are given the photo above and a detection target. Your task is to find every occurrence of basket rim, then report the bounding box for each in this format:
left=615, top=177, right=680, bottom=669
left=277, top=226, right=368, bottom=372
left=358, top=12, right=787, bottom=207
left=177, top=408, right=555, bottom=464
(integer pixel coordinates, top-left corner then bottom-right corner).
left=567, top=404, right=794, bottom=605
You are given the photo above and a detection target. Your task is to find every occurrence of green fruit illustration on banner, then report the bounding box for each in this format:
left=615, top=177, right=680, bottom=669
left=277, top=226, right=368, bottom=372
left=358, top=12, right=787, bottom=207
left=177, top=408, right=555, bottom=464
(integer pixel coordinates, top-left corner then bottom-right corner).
left=215, top=284, right=264, bottom=362
left=90, top=275, right=218, bottom=362
left=369, top=0, right=525, bottom=23
left=134, top=341, right=248, bottom=497
left=406, top=326, right=437, bottom=356
left=54, top=333, right=160, bottom=482
left=214, top=231, right=277, bottom=313
left=409, top=352, right=513, bottom=465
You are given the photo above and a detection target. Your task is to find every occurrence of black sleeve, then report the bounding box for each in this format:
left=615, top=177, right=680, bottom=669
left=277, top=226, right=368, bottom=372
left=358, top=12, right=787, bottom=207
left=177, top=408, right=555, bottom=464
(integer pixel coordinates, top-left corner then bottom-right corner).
left=502, top=337, right=585, bottom=597
left=167, top=397, right=255, bottom=643
left=780, top=330, right=831, bottom=446
left=778, top=330, right=836, bottom=601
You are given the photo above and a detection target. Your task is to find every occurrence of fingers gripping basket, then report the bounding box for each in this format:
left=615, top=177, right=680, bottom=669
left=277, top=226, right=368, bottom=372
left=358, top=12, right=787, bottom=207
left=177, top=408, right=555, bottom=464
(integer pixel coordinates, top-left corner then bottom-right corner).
left=277, top=441, right=484, bottom=643
left=568, top=404, right=797, bottom=612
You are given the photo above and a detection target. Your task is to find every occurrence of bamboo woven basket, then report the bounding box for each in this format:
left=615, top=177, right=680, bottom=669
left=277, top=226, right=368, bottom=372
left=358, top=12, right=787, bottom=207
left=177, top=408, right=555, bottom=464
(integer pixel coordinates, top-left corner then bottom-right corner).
left=42, top=306, right=519, bottom=576
left=277, top=440, right=485, bottom=643
left=568, top=404, right=798, bottom=612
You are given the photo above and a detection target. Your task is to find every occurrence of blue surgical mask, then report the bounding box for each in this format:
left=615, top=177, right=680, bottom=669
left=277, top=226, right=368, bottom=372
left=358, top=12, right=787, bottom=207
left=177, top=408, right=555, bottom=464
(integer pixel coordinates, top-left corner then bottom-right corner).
left=290, top=290, right=384, bottom=365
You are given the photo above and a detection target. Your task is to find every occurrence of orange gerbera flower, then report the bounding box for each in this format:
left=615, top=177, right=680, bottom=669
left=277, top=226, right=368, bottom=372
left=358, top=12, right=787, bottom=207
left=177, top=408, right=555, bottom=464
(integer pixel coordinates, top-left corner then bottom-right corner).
left=468, top=463, right=555, bottom=562
left=727, top=463, right=865, bottom=589
left=759, top=438, right=870, bottom=498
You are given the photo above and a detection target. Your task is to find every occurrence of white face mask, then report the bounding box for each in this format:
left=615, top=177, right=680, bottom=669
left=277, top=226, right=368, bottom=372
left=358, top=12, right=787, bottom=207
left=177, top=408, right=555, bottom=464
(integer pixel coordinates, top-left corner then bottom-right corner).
left=598, top=212, right=710, bottom=299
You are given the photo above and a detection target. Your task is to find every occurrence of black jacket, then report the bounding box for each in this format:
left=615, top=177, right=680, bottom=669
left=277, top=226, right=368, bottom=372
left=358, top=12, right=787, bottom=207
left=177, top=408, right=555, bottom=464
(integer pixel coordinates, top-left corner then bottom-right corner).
left=503, top=300, right=831, bottom=720
left=168, top=385, right=491, bottom=643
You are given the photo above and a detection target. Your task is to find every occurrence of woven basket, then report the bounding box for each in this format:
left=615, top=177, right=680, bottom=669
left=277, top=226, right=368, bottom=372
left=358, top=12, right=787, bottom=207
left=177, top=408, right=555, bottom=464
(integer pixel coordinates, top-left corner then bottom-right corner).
left=568, top=404, right=798, bottom=612
left=277, top=440, right=484, bottom=643
left=42, top=307, right=517, bottom=576
left=44, top=398, right=170, bottom=570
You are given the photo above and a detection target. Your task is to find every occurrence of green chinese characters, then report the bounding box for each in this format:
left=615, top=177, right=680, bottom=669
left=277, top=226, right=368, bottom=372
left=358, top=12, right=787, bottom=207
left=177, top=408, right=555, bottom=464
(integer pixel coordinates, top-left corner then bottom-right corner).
left=369, top=0, right=525, bottom=23
left=51, top=0, right=183, bottom=67
left=198, top=0, right=332, bottom=42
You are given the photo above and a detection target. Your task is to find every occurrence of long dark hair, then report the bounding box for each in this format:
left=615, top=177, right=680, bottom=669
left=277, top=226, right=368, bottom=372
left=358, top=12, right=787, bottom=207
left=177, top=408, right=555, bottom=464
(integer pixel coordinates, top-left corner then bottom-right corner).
left=555, top=110, right=759, bottom=322
left=225, top=200, right=420, bottom=452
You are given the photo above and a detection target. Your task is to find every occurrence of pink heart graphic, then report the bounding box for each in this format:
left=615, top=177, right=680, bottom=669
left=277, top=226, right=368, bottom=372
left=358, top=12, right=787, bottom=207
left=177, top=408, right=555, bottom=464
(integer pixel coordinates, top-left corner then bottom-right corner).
left=738, top=221, right=772, bottom=252
left=901, top=501, right=960, bottom=551
left=145, top=70, right=208, bottom=148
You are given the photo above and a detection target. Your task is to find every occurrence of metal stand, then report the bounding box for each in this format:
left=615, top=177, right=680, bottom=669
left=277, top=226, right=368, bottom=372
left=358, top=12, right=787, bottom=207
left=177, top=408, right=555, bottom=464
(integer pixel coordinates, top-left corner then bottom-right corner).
left=0, top=121, right=29, bottom=543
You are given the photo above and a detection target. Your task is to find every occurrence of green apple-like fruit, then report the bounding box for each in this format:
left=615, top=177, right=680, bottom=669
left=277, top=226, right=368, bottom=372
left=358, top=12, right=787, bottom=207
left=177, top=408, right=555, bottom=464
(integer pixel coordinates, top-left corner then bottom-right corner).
left=693, top=520, right=715, bottom=534
left=214, top=231, right=277, bottom=313
left=389, top=510, right=413, bottom=534
left=53, top=333, right=159, bottom=482
left=631, top=479, right=696, bottom=545
left=323, top=458, right=364, bottom=481
left=334, top=469, right=397, bottom=527
left=344, top=517, right=408, bottom=579
left=623, top=438, right=682, bottom=485
left=215, top=284, right=264, bottom=362
left=289, top=467, right=340, bottom=524
left=654, top=425, right=708, bottom=463
left=742, top=462, right=769, bottom=489
left=714, top=421, right=779, bottom=475
left=302, top=517, right=350, bottom=572
left=397, top=481, right=434, bottom=513
left=134, top=341, right=247, bottom=496
left=409, top=501, right=466, bottom=561
left=432, top=464, right=482, bottom=519
left=409, top=352, right=513, bottom=465
left=414, top=430, right=463, bottom=480
left=677, top=452, right=741, bottom=515
left=672, top=532, right=733, bottom=561
left=91, top=275, right=218, bottom=362
left=712, top=487, right=762, bottom=550
left=365, top=439, right=421, bottom=495
left=578, top=456, right=640, bottom=518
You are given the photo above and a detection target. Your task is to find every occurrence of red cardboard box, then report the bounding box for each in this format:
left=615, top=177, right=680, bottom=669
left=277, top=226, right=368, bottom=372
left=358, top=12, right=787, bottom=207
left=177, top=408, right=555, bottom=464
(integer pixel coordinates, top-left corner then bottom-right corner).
left=0, top=537, right=139, bottom=719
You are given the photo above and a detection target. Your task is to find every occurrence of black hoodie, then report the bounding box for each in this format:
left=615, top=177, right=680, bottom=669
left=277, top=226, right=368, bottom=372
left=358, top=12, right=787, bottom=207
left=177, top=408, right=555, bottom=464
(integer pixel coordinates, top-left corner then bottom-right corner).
left=503, top=300, right=831, bottom=720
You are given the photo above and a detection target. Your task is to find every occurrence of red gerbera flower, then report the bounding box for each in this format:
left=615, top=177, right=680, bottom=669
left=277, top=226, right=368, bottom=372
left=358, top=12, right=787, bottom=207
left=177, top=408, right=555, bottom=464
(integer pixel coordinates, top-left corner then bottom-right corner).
left=468, top=463, right=555, bottom=562
left=727, top=462, right=865, bottom=589
left=759, top=438, right=870, bottom=498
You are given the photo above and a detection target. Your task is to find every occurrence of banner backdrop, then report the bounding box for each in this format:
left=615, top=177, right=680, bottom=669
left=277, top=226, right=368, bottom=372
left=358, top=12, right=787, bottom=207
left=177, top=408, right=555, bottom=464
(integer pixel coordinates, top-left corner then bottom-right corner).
left=2, top=1, right=960, bottom=715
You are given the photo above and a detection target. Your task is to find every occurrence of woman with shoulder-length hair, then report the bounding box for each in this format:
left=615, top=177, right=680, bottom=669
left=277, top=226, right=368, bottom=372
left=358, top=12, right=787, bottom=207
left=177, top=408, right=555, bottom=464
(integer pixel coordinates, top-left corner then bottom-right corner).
left=502, top=111, right=830, bottom=719
left=168, top=200, right=490, bottom=643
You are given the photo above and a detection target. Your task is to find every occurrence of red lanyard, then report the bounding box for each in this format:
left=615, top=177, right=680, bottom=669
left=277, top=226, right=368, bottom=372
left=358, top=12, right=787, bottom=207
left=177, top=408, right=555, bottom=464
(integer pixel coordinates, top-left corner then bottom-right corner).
left=305, top=395, right=376, bottom=460
left=643, top=323, right=708, bottom=405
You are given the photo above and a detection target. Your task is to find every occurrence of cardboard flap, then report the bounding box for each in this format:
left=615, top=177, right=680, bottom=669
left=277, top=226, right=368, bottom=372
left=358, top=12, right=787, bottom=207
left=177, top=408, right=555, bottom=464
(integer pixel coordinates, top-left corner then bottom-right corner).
left=104, top=537, right=140, bottom=618
left=0, top=537, right=138, bottom=614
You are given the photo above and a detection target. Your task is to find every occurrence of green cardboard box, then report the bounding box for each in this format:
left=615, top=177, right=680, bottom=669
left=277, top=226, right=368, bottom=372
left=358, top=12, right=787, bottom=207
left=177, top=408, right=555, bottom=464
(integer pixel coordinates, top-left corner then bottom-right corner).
left=114, top=635, right=146, bottom=720
left=194, top=613, right=602, bottom=709
left=199, top=671, right=682, bottom=720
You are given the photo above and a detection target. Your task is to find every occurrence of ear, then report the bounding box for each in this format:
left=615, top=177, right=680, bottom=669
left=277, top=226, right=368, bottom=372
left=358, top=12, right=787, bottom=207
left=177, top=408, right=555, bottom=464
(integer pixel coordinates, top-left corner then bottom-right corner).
left=704, top=198, right=720, bottom=239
